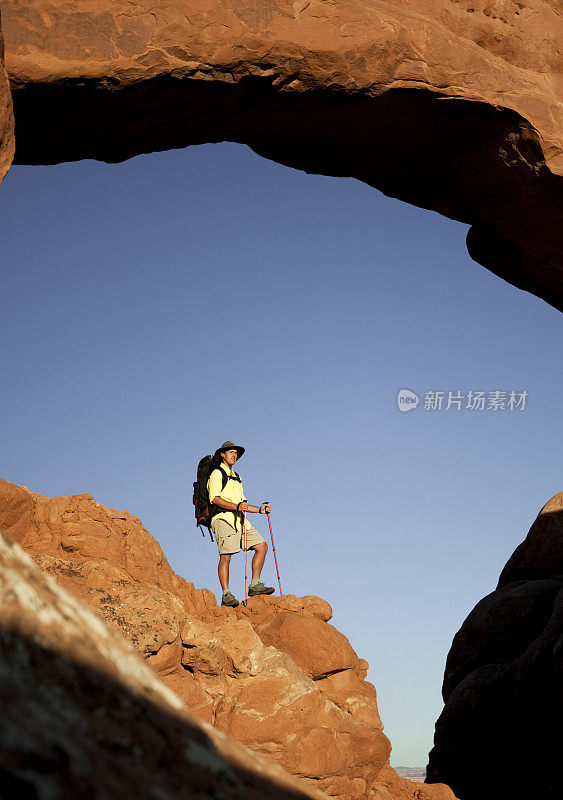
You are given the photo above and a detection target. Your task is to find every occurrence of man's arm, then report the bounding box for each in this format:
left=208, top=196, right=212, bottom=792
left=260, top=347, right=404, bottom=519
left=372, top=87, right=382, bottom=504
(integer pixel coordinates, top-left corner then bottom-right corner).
left=211, top=497, right=271, bottom=514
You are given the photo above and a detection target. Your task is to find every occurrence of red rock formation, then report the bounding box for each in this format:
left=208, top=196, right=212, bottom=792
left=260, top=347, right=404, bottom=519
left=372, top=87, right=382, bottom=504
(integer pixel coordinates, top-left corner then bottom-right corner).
left=372, top=765, right=459, bottom=800
left=0, top=477, right=456, bottom=800
left=0, top=527, right=331, bottom=800
left=0, top=13, right=14, bottom=181
left=427, top=491, right=563, bottom=800
left=0, top=1, right=561, bottom=309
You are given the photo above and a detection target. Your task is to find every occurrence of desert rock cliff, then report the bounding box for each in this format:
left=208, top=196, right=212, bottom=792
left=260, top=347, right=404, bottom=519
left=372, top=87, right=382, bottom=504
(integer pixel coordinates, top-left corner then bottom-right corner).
left=0, top=12, right=14, bottom=182
left=427, top=490, right=563, bottom=800
left=0, top=1, right=561, bottom=309
left=0, top=476, right=456, bottom=800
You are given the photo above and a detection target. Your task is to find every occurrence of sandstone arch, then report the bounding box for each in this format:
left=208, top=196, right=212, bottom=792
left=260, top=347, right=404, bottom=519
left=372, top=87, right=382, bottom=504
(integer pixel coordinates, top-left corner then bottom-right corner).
left=0, top=1, right=561, bottom=309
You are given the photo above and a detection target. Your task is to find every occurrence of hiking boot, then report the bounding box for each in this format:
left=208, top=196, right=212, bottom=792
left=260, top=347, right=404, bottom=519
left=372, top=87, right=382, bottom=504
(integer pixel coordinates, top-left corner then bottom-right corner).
left=248, top=581, right=275, bottom=597
left=221, top=591, right=239, bottom=607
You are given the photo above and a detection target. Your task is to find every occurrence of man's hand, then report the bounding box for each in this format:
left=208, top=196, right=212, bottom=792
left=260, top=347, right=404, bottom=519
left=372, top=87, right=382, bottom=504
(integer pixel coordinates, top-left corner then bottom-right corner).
left=238, top=502, right=251, bottom=513
left=260, top=503, right=272, bottom=514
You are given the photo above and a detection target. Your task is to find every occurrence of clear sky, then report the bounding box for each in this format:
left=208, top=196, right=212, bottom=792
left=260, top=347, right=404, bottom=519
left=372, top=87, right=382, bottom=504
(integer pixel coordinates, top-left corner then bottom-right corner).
left=1, top=142, right=561, bottom=766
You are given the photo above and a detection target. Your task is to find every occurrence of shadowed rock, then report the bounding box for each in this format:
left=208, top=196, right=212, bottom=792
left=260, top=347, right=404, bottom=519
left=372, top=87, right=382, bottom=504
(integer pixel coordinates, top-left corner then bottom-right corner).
left=427, top=491, right=563, bottom=800
left=0, top=0, right=561, bottom=309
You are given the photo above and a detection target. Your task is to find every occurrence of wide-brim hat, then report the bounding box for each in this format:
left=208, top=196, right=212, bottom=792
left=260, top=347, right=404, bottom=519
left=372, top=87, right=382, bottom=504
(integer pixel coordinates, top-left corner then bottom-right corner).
left=215, top=440, right=245, bottom=459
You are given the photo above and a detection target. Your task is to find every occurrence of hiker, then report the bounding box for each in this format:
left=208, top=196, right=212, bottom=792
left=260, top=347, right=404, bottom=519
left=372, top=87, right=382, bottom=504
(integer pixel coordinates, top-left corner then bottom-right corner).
left=207, top=441, right=275, bottom=607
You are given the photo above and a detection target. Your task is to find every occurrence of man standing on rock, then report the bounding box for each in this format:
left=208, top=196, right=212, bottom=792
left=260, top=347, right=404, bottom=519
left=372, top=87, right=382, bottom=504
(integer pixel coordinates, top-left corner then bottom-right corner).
left=207, top=441, right=275, bottom=607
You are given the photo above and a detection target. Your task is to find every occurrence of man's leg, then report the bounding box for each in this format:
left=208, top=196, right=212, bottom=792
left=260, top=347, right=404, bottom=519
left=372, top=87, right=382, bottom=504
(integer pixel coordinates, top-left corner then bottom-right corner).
left=244, top=526, right=274, bottom=596
left=248, top=543, right=274, bottom=595
left=251, top=542, right=267, bottom=580
left=218, top=553, right=231, bottom=592
left=212, top=519, right=241, bottom=607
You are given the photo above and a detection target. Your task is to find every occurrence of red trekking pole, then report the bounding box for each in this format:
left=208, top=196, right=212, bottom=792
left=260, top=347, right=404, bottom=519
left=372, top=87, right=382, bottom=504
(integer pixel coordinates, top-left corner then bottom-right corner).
left=264, top=502, right=283, bottom=595
left=243, top=511, right=248, bottom=605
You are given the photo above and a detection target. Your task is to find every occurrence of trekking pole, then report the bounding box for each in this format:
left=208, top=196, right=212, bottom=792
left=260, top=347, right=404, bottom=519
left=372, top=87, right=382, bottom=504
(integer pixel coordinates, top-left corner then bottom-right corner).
left=264, top=503, right=283, bottom=595
left=243, top=511, right=248, bottom=605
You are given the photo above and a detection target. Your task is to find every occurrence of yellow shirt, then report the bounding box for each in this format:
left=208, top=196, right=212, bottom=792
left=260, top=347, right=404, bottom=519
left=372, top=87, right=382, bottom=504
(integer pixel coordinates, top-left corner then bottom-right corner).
left=207, top=464, right=247, bottom=530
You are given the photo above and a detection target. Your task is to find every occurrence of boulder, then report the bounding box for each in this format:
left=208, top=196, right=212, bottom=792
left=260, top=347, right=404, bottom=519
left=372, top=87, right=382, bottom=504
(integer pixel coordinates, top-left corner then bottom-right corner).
left=427, top=491, right=563, bottom=800
left=371, top=765, right=457, bottom=800
left=0, top=0, right=561, bottom=308
left=253, top=608, right=360, bottom=679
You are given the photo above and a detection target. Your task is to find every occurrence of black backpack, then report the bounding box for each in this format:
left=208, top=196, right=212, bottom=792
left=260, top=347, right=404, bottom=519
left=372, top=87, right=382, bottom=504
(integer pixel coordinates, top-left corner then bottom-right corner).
left=193, top=454, right=242, bottom=538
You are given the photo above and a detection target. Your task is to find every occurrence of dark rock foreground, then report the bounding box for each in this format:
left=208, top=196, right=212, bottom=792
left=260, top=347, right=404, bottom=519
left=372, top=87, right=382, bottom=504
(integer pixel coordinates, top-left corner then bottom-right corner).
left=427, top=490, right=563, bottom=800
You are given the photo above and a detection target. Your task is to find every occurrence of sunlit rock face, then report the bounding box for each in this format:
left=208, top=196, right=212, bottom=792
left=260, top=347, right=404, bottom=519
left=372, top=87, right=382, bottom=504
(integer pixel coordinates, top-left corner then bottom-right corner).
left=0, top=0, right=562, bottom=310
left=0, top=476, right=458, bottom=800
left=427, top=491, right=563, bottom=800
left=0, top=526, right=336, bottom=800
left=0, top=17, right=14, bottom=181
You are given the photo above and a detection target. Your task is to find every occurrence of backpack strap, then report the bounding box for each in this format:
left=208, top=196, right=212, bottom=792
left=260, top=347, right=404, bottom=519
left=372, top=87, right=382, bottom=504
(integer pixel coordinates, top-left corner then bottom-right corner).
left=198, top=522, right=214, bottom=541
left=218, top=466, right=242, bottom=490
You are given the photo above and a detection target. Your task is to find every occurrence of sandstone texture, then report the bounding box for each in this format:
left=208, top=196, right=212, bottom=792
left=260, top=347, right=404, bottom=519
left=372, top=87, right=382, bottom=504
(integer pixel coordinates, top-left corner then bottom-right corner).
left=427, top=490, right=563, bottom=800
left=0, top=476, right=457, bottom=800
left=0, top=14, right=15, bottom=182
left=0, top=1, right=562, bottom=309
left=372, top=766, right=459, bottom=800
left=0, top=525, right=333, bottom=800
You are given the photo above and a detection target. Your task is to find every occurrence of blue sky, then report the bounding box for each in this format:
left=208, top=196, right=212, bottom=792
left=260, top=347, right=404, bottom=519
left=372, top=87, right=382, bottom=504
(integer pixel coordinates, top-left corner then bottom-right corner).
left=1, top=142, right=561, bottom=766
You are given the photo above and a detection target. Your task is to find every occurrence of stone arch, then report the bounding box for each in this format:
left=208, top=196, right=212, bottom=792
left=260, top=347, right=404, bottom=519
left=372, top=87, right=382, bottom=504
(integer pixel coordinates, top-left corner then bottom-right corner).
left=0, top=0, right=561, bottom=310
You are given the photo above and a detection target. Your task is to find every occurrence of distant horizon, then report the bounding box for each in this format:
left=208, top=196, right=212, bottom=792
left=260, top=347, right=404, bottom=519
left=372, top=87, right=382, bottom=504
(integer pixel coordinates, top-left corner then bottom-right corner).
left=1, top=141, right=561, bottom=765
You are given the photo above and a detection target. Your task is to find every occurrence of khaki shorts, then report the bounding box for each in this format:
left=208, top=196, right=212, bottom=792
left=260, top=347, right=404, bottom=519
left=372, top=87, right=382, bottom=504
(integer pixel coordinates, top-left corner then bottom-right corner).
left=211, top=517, right=266, bottom=555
